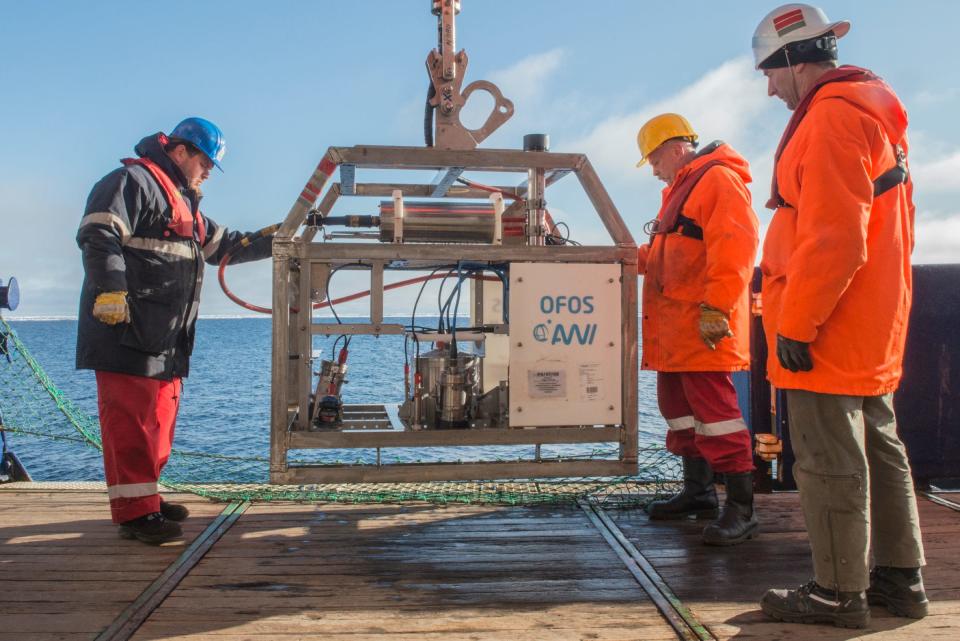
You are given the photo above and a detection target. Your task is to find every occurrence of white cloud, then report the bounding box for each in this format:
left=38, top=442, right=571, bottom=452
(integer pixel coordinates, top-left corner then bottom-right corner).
left=912, top=87, right=960, bottom=107
left=488, top=48, right=565, bottom=108
left=565, top=56, right=776, bottom=182
left=546, top=56, right=783, bottom=246
left=911, top=150, right=960, bottom=194
left=914, top=211, right=960, bottom=264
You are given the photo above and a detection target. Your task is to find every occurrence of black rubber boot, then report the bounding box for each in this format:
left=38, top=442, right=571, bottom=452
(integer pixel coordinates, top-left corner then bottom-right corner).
left=761, top=580, right=870, bottom=629
left=118, top=512, right=183, bottom=545
left=160, top=499, right=190, bottom=522
left=647, top=456, right=718, bottom=520
left=867, top=566, right=929, bottom=619
left=702, top=471, right=759, bottom=545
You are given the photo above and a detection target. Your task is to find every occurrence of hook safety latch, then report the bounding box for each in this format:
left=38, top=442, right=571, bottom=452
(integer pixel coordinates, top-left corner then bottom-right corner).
left=425, top=1, right=514, bottom=149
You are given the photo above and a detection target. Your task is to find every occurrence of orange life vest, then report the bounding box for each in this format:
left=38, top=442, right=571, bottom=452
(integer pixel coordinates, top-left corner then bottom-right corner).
left=121, top=156, right=207, bottom=245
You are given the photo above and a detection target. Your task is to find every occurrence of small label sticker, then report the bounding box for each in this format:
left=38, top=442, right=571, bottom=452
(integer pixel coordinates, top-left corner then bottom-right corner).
left=579, top=363, right=603, bottom=401
left=528, top=369, right=567, bottom=398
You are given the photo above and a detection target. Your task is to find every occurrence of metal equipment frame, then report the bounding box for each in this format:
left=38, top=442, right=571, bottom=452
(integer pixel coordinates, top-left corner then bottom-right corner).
left=270, top=145, right=638, bottom=483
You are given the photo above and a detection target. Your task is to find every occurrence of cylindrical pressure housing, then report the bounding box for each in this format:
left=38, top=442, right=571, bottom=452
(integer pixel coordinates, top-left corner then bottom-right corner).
left=379, top=201, right=496, bottom=244
left=415, top=348, right=479, bottom=428
left=523, top=134, right=550, bottom=246
left=316, top=360, right=347, bottom=398
left=416, top=349, right=477, bottom=399
left=439, top=365, right=471, bottom=427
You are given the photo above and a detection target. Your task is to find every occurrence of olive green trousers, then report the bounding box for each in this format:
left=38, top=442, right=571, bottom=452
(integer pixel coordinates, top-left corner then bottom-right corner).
left=786, top=390, right=926, bottom=592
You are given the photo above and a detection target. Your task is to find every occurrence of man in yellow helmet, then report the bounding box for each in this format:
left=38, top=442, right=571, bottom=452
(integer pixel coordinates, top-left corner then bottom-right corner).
left=636, top=113, right=760, bottom=546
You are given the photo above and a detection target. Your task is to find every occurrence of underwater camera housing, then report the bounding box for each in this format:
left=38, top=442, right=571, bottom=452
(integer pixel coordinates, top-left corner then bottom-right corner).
left=267, top=139, right=638, bottom=484
left=264, top=4, right=638, bottom=483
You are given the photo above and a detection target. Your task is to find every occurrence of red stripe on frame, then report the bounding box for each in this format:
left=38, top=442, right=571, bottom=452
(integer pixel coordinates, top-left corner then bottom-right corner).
left=385, top=207, right=493, bottom=214
left=318, top=158, right=337, bottom=176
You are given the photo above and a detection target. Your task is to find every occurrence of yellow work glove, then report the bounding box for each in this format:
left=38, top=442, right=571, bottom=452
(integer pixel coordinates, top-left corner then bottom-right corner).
left=698, top=304, right=733, bottom=350
left=754, top=433, right=783, bottom=462
left=92, top=291, right=130, bottom=325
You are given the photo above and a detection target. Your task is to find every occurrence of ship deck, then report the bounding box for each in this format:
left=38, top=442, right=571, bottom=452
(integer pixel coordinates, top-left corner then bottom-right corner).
left=1, top=485, right=957, bottom=641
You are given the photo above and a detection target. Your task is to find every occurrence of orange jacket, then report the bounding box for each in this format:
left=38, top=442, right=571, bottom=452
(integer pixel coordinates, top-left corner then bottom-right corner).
left=640, top=143, right=759, bottom=372
left=760, top=73, right=915, bottom=395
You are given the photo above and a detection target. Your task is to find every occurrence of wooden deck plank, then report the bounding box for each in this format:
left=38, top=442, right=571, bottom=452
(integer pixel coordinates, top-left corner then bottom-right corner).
left=129, top=633, right=677, bottom=641
left=132, top=502, right=677, bottom=640
left=4, top=487, right=959, bottom=640
left=609, top=491, right=960, bottom=640
left=0, top=635, right=101, bottom=641
left=0, top=490, right=227, bottom=637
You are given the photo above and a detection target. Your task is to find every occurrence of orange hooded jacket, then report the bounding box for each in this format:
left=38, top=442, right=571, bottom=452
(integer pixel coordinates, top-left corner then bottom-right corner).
left=639, top=142, right=759, bottom=372
left=760, top=72, right=915, bottom=395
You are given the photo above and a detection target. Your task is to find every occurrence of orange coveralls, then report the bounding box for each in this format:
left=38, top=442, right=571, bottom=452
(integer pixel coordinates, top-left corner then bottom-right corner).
left=639, top=143, right=759, bottom=472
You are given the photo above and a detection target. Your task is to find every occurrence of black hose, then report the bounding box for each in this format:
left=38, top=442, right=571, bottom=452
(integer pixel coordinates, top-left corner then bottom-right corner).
left=424, top=81, right=436, bottom=147
left=320, top=215, right=380, bottom=228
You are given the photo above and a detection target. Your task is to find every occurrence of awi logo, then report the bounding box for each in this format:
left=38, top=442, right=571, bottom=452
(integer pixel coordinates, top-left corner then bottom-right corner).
left=532, top=319, right=598, bottom=346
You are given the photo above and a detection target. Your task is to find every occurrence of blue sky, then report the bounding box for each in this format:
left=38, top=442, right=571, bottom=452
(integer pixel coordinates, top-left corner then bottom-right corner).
left=2, top=1, right=958, bottom=317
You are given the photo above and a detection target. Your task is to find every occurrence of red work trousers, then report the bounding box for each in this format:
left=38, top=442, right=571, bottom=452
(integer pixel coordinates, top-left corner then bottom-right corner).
left=657, top=371, right=753, bottom=474
left=95, top=371, right=181, bottom=524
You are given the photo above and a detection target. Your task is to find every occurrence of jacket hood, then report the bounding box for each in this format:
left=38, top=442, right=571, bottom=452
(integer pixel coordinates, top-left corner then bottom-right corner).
left=675, top=140, right=753, bottom=186
left=132, top=133, right=189, bottom=190
left=813, top=76, right=908, bottom=144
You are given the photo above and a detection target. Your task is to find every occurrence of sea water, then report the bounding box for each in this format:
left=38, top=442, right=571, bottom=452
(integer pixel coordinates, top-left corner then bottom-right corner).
left=4, top=317, right=664, bottom=481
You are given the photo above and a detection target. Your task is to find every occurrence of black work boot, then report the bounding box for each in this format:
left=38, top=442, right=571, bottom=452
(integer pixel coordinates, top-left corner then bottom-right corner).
left=760, top=580, right=870, bottom=628
left=702, top=471, right=759, bottom=545
left=647, top=456, right=719, bottom=520
left=160, top=499, right=190, bottom=522
left=118, top=512, right=183, bottom=545
left=867, top=566, right=929, bottom=619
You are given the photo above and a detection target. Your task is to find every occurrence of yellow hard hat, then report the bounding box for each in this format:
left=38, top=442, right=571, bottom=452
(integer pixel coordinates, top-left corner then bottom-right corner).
left=636, top=113, right=699, bottom=167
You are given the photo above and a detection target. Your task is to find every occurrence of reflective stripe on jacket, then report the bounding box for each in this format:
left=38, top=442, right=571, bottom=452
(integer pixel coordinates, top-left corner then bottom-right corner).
left=640, top=142, right=759, bottom=372
left=76, top=133, right=273, bottom=379
left=760, top=71, right=915, bottom=395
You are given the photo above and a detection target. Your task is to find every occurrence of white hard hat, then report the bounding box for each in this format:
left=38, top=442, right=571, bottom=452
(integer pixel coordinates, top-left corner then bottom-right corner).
left=752, top=3, right=850, bottom=69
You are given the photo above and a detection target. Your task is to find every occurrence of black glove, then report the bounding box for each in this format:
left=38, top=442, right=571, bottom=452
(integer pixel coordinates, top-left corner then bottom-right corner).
left=776, top=334, right=813, bottom=372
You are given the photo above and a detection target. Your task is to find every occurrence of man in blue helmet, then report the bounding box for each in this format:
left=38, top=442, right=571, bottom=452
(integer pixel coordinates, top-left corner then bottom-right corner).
left=76, top=117, right=275, bottom=544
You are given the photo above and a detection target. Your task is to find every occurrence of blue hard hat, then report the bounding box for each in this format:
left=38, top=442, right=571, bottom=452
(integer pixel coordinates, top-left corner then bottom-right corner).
left=169, top=117, right=226, bottom=171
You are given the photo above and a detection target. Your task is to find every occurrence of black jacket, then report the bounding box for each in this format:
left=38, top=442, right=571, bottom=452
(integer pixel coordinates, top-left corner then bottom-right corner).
left=76, top=133, right=273, bottom=379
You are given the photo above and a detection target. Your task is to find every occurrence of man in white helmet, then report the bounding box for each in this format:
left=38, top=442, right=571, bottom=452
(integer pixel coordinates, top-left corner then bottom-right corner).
left=751, top=3, right=926, bottom=628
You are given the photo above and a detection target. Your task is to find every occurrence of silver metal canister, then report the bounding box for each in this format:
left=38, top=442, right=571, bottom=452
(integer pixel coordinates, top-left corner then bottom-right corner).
left=415, top=348, right=478, bottom=427
left=379, top=201, right=496, bottom=244
left=439, top=365, right=472, bottom=426
left=315, top=360, right=347, bottom=398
